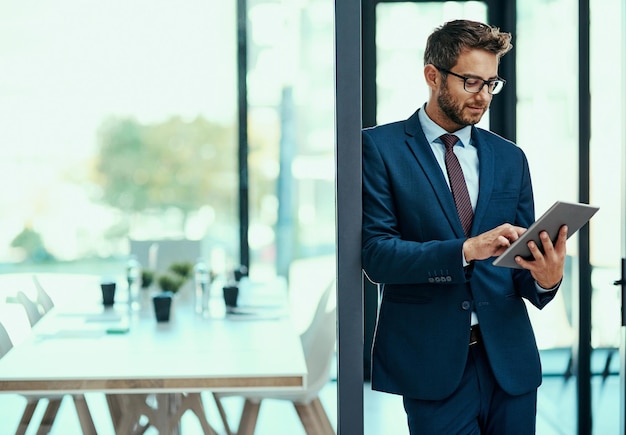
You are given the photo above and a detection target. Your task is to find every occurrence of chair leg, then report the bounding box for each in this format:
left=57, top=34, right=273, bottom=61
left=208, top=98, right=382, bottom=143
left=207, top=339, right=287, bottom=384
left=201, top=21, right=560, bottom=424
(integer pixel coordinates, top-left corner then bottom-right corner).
left=179, top=393, right=218, bottom=435
left=294, top=402, right=324, bottom=435
left=108, top=394, right=140, bottom=435
left=36, top=398, right=63, bottom=435
left=237, top=399, right=261, bottom=435
left=113, top=394, right=154, bottom=435
left=16, top=399, right=39, bottom=435
left=311, top=397, right=335, bottom=434
left=213, top=394, right=234, bottom=435
left=72, top=395, right=97, bottom=435
left=106, top=394, right=123, bottom=430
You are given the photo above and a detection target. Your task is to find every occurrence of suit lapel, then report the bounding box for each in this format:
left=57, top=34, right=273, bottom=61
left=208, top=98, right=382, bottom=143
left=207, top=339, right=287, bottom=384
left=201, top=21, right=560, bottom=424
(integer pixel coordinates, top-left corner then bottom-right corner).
left=404, top=110, right=466, bottom=237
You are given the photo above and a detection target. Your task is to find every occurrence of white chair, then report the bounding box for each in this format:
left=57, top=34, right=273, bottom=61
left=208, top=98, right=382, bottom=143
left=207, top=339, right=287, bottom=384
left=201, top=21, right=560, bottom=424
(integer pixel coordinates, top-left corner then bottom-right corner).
left=129, top=238, right=202, bottom=302
left=213, top=279, right=337, bottom=435
left=129, top=238, right=202, bottom=274
left=11, top=287, right=97, bottom=435
left=0, top=321, right=13, bottom=358
left=16, top=290, right=43, bottom=326
left=14, top=275, right=55, bottom=327
left=33, top=275, right=55, bottom=313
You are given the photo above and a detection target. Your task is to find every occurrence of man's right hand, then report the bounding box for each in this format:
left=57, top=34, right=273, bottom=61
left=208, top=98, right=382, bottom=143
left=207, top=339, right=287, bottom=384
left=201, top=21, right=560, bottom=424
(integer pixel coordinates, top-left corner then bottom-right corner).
left=463, top=224, right=527, bottom=263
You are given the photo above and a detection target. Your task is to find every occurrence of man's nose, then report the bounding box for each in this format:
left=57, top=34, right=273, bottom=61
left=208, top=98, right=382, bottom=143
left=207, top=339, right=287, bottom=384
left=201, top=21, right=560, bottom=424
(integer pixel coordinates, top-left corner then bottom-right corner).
left=476, top=84, right=492, bottom=100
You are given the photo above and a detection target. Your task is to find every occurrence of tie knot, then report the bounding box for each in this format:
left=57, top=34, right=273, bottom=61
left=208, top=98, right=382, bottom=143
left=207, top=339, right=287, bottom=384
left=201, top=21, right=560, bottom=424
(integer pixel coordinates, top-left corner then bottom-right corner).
left=440, top=134, right=459, bottom=150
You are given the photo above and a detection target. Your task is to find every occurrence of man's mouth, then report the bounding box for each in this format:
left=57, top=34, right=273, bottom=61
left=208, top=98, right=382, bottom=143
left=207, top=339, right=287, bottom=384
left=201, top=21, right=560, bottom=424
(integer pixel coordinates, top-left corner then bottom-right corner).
left=467, top=105, right=486, bottom=113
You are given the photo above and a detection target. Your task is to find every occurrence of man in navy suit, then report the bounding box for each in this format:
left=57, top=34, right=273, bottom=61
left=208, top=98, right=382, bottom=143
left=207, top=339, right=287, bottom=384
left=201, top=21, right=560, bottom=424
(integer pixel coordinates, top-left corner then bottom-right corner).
left=362, top=20, right=567, bottom=434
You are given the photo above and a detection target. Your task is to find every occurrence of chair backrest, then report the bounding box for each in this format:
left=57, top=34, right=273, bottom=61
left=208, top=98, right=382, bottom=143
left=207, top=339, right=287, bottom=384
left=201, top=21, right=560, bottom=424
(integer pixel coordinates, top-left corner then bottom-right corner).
left=298, top=279, right=336, bottom=397
left=0, top=322, right=14, bottom=359
left=129, top=240, right=159, bottom=271
left=16, top=291, right=43, bottom=327
left=129, top=239, right=202, bottom=275
left=32, top=275, right=55, bottom=313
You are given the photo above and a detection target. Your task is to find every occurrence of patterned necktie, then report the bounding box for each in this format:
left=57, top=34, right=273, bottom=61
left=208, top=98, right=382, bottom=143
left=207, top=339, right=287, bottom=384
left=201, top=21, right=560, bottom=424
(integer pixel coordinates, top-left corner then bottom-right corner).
left=440, top=134, right=474, bottom=236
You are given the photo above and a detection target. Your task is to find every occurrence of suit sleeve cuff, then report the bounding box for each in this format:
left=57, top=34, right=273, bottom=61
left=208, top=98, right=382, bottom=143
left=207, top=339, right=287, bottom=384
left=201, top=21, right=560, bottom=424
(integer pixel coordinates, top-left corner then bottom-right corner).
left=535, top=279, right=561, bottom=293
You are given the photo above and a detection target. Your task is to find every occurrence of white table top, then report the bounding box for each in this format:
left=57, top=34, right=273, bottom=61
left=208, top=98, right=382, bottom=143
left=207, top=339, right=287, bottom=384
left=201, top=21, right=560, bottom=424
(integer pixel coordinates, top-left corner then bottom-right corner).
left=0, top=273, right=307, bottom=395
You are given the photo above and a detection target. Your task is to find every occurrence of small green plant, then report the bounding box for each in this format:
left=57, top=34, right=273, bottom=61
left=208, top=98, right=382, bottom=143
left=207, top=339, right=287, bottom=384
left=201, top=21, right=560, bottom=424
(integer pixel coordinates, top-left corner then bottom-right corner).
left=155, top=261, right=194, bottom=294
left=168, top=261, right=193, bottom=280
left=141, top=270, right=155, bottom=289
left=157, top=273, right=186, bottom=294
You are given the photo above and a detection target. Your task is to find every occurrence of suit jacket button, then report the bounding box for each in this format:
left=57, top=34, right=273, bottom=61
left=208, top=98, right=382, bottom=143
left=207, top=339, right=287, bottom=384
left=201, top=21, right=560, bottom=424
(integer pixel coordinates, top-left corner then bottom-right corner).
left=428, top=278, right=435, bottom=283
left=446, top=276, right=452, bottom=282
left=461, top=301, right=471, bottom=310
left=434, top=277, right=441, bottom=283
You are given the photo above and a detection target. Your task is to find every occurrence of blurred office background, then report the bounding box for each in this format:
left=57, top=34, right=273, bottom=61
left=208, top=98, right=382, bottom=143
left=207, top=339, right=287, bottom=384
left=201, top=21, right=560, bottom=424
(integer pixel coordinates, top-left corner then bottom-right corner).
left=0, top=0, right=625, bottom=434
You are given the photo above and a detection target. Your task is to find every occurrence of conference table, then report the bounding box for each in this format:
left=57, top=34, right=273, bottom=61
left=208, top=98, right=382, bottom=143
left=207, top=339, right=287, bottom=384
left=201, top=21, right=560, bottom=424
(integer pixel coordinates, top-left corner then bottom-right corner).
left=0, top=273, right=307, bottom=434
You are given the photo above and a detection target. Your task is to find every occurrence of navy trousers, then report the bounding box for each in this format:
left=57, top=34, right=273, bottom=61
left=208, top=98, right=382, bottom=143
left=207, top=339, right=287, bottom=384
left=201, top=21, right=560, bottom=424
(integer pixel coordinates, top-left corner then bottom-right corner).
left=403, top=340, right=537, bottom=435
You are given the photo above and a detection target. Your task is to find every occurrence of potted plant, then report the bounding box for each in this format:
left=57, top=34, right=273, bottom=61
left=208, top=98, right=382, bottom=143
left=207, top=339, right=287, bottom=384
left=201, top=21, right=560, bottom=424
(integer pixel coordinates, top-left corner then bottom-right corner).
left=156, top=273, right=186, bottom=294
left=168, top=261, right=193, bottom=282
left=141, top=269, right=155, bottom=290
left=155, top=262, right=193, bottom=294
left=151, top=262, right=194, bottom=322
left=153, top=272, right=182, bottom=322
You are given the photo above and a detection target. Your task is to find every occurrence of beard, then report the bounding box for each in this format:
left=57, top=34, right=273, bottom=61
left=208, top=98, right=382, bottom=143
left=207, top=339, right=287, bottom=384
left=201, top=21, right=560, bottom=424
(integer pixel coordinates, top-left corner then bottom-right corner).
left=437, top=82, right=489, bottom=127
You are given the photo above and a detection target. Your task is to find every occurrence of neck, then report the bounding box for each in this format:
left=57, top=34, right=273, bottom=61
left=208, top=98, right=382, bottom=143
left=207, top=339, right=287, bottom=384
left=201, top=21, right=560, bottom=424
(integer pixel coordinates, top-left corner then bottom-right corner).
left=424, top=101, right=463, bottom=133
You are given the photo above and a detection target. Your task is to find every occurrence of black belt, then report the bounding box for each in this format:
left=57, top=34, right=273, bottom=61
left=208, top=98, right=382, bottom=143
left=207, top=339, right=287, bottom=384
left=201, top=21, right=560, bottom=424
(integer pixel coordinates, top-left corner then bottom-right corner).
left=469, top=325, right=481, bottom=346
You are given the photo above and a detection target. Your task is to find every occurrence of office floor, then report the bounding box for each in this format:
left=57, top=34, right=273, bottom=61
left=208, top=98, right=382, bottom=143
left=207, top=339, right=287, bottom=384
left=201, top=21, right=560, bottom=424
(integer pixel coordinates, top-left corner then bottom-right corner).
left=0, top=370, right=620, bottom=434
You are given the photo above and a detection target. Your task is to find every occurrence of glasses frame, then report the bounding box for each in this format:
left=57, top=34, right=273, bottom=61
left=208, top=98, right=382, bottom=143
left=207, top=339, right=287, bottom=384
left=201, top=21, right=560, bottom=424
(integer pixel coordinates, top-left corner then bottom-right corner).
left=435, top=66, right=506, bottom=95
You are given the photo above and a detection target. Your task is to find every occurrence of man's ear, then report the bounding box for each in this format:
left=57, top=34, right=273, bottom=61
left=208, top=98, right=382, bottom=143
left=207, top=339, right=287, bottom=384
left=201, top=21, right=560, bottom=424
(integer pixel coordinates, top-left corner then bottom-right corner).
left=424, top=64, right=439, bottom=90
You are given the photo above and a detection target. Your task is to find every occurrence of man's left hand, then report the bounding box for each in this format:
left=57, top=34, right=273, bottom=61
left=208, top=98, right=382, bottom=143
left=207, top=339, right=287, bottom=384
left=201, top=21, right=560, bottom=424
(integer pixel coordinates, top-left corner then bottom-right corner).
left=515, top=225, right=568, bottom=289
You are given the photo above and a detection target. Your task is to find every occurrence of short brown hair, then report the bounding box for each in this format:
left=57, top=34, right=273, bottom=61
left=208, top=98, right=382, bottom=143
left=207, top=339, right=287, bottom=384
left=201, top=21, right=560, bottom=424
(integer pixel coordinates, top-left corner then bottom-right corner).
left=423, top=19, right=512, bottom=69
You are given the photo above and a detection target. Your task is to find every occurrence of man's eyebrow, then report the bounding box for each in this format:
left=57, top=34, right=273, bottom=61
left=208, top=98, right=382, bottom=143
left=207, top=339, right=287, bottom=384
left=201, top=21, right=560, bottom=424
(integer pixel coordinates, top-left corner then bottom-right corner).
left=463, top=72, right=500, bottom=80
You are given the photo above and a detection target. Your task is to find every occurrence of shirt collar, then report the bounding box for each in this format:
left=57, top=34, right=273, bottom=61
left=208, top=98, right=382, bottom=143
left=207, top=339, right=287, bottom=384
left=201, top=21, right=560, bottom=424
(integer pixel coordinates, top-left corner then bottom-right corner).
left=417, top=104, right=473, bottom=147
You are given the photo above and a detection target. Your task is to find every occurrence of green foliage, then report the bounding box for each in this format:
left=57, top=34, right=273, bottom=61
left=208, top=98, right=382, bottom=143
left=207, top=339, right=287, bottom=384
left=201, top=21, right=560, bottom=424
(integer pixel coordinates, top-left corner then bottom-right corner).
left=153, top=261, right=194, bottom=293
left=10, top=226, right=55, bottom=263
left=157, top=273, right=186, bottom=294
left=93, top=115, right=236, bottom=215
left=141, top=269, right=155, bottom=288
left=168, top=261, right=193, bottom=280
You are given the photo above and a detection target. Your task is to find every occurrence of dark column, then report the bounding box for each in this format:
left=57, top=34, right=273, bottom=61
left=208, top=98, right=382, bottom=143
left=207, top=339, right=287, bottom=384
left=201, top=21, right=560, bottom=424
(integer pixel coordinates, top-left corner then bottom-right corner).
left=237, top=0, right=249, bottom=270
left=362, top=0, right=377, bottom=129
left=336, top=0, right=364, bottom=433
left=576, top=0, right=592, bottom=433
left=487, top=0, right=516, bottom=141
left=361, top=0, right=378, bottom=381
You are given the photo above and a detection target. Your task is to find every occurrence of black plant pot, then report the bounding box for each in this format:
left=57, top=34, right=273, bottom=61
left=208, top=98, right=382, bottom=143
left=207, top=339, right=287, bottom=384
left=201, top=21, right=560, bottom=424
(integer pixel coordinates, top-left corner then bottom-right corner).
left=223, top=285, right=239, bottom=311
left=153, top=292, right=173, bottom=322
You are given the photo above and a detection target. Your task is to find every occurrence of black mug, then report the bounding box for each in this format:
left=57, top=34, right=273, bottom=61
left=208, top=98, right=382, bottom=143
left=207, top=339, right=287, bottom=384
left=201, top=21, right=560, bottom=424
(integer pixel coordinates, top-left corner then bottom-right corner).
left=223, top=285, right=239, bottom=309
left=101, top=282, right=116, bottom=307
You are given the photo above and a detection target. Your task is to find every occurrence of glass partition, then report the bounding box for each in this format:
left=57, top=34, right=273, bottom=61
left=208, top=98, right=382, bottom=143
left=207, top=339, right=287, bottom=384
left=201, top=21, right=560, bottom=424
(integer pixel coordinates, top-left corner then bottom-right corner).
left=516, top=1, right=580, bottom=432
left=0, top=1, right=238, bottom=278
left=588, top=0, right=624, bottom=431
left=518, top=0, right=623, bottom=432
left=516, top=0, right=579, bottom=350
left=246, top=0, right=336, bottom=281
left=375, top=1, right=488, bottom=127
left=0, top=0, right=337, bottom=289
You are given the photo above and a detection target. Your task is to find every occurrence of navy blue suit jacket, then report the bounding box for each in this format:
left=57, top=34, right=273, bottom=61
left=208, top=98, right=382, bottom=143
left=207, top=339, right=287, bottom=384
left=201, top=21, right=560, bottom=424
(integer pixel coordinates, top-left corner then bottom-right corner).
left=362, top=109, right=556, bottom=400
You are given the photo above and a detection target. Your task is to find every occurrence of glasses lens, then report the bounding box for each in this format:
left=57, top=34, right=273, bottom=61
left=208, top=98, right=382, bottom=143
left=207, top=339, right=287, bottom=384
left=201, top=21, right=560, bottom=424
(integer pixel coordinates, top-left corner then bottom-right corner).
left=489, top=80, right=505, bottom=95
left=463, top=78, right=482, bottom=93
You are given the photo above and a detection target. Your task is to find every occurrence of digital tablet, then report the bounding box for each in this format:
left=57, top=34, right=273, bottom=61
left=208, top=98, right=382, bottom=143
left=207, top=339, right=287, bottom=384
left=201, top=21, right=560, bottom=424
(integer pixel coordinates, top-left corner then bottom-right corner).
left=492, top=201, right=599, bottom=269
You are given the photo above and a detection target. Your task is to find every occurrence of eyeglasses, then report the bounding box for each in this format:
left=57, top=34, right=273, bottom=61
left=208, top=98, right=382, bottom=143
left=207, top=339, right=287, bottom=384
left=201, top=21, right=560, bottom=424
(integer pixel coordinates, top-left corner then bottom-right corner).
left=435, top=67, right=506, bottom=95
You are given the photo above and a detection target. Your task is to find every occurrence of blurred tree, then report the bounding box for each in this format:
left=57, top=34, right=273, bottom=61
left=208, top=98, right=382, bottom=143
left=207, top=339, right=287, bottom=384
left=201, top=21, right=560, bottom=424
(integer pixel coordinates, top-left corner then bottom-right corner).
left=10, top=225, right=55, bottom=262
left=93, top=116, right=236, bottom=229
